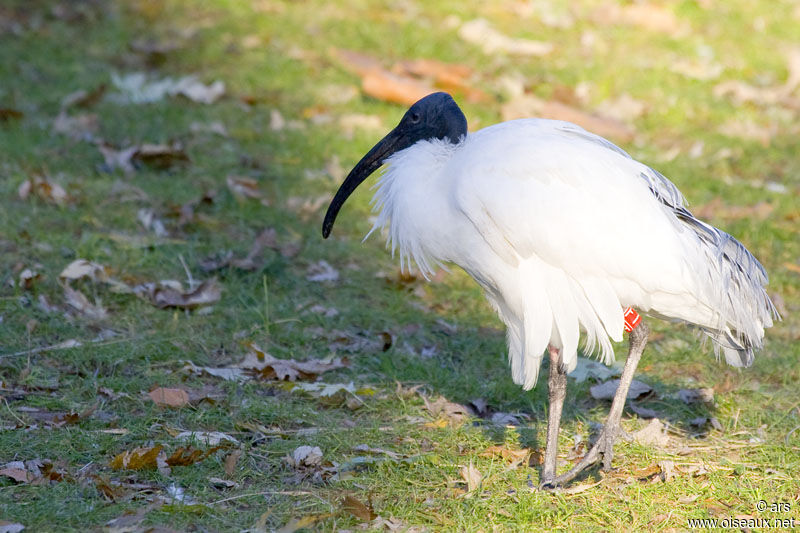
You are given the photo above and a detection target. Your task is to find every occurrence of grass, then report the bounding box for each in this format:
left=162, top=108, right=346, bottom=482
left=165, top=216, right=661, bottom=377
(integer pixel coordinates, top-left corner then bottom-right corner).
left=1, top=0, right=799, bottom=531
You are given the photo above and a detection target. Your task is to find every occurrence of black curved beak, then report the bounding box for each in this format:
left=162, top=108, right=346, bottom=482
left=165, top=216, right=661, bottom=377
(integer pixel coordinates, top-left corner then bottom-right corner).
left=322, top=128, right=408, bottom=238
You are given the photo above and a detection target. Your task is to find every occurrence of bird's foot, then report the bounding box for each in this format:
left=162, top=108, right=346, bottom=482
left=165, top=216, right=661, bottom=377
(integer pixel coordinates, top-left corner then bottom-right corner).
left=540, top=422, right=620, bottom=489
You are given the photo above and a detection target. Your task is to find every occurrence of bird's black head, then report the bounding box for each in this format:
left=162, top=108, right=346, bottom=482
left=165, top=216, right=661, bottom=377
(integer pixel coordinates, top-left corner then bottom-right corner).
left=322, top=92, right=467, bottom=238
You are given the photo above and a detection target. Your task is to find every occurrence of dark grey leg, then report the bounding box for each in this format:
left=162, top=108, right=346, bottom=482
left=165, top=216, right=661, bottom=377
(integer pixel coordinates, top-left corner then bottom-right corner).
left=540, top=345, right=567, bottom=487
left=549, top=321, right=650, bottom=487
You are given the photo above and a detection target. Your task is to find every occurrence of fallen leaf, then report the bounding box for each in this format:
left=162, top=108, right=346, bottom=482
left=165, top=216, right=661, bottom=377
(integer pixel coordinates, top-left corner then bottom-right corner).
left=717, top=118, right=775, bottom=145
left=60, top=84, right=107, bottom=110
left=422, top=395, right=472, bottom=425
left=590, top=379, right=652, bottom=400
left=17, top=176, right=70, bottom=206
left=306, top=260, right=339, bottom=282
left=0, top=467, right=30, bottom=483
left=0, top=521, right=25, bottom=533
left=59, top=259, right=109, bottom=284
left=18, top=268, right=40, bottom=290
left=712, top=48, right=800, bottom=109
left=480, top=445, right=530, bottom=467
left=677, top=388, right=714, bottom=404
left=659, top=459, right=677, bottom=482
left=629, top=403, right=658, bottom=419
left=175, top=431, right=240, bottom=446
left=63, top=286, right=108, bottom=321
left=458, top=18, right=554, bottom=56
left=286, top=446, right=323, bottom=468
left=341, top=494, right=376, bottom=521
left=568, top=357, right=621, bottom=383
left=134, top=278, right=221, bottom=309
left=0, top=108, right=24, bottom=122
left=460, top=461, right=482, bottom=492
left=224, top=449, right=242, bottom=476
left=137, top=208, right=168, bottom=237
left=226, top=175, right=268, bottom=203
left=361, top=70, right=435, bottom=107
left=240, top=343, right=348, bottom=381
left=165, top=446, right=223, bottom=467
left=111, top=72, right=225, bottom=104
left=632, top=418, right=669, bottom=447
left=96, top=141, right=188, bottom=174
left=693, top=198, right=774, bottom=221
left=149, top=387, right=190, bottom=408
left=110, top=445, right=163, bottom=470
left=209, top=477, right=238, bottom=489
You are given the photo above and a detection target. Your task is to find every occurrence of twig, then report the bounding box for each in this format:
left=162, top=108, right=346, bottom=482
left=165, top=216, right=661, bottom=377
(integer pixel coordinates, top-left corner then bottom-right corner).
left=178, top=254, right=196, bottom=290
left=2, top=396, right=26, bottom=426
left=786, top=425, right=800, bottom=444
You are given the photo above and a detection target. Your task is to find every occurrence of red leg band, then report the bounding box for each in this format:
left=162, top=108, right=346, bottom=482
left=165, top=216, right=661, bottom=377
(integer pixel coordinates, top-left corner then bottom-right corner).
left=623, top=307, right=641, bottom=332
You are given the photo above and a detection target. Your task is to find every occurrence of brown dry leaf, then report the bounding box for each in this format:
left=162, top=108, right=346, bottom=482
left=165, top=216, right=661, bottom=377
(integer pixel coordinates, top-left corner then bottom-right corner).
left=135, top=142, right=189, bottom=169
left=18, top=268, right=40, bottom=290
left=165, top=445, right=223, bottom=467
left=96, top=142, right=138, bottom=174
left=59, top=259, right=110, bottom=284
left=392, top=58, right=487, bottom=102
left=0, top=467, right=30, bottom=483
left=285, top=445, right=323, bottom=468
left=0, top=108, right=24, bottom=121
left=201, top=228, right=281, bottom=272
left=632, top=418, right=670, bottom=447
left=109, top=445, right=163, bottom=470
left=63, top=286, right=108, bottom=321
left=594, top=94, right=646, bottom=123
left=240, top=343, right=348, bottom=381
left=134, top=278, right=221, bottom=309
left=480, top=445, right=530, bottom=467
left=96, top=141, right=188, bottom=174
left=60, top=84, right=107, bottom=110
left=18, top=175, right=70, bottom=206
left=459, top=461, right=482, bottom=493
left=226, top=175, right=268, bottom=204
left=149, top=387, right=190, bottom=408
left=422, top=395, right=472, bottom=425
left=458, top=18, right=554, bottom=56
left=501, top=94, right=635, bottom=142
left=784, top=262, right=800, bottom=275
left=224, top=449, right=242, bottom=476
left=341, top=494, right=376, bottom=522
left=362, top=70, right=435, bottom=107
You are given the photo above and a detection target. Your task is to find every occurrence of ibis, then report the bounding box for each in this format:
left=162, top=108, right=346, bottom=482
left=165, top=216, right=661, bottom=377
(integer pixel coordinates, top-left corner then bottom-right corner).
left=322, top=92, right=777, bottom=487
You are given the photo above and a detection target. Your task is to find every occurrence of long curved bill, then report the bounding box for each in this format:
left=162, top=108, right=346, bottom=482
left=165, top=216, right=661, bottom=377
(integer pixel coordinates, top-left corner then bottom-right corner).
left=322, top=128, right=408, bottom=238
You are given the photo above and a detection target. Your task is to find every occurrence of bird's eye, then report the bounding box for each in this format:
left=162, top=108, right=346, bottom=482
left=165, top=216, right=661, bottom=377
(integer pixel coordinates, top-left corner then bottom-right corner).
left=409, top=112, right=421, bottom=123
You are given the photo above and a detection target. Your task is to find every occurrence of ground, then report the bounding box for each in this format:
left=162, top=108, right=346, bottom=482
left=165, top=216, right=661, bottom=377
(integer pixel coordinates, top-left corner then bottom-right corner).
left=1, top=0, right=799, bottom=531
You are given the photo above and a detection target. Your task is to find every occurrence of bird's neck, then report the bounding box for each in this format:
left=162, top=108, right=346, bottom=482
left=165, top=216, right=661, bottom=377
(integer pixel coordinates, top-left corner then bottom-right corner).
left=367, top=138, right=461, bottom=278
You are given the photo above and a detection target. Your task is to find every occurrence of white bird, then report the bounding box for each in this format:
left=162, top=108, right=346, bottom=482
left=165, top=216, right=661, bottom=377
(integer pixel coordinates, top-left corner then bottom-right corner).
left=322, top=92, right=777, bottom=487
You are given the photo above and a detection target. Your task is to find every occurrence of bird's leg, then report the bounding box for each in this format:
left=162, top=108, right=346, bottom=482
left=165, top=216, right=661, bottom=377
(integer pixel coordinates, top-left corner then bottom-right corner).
left=549, top=320, right=650, bottom=487
left=541, top=345, right=567, bottom=486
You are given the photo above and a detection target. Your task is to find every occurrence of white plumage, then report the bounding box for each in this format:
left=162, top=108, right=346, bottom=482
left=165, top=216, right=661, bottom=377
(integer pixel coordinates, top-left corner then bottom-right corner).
left=367, top=118, right=776, bottom=390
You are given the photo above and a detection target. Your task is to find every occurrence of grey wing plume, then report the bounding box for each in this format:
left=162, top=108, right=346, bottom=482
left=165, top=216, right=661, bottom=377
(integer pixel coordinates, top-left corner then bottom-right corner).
left=638, top=169, right=779, bottom=367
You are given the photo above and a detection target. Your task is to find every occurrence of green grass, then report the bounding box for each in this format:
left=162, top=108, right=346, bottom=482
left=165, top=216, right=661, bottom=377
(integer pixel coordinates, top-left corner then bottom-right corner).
left=1, top=0, right=799, bottom=531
